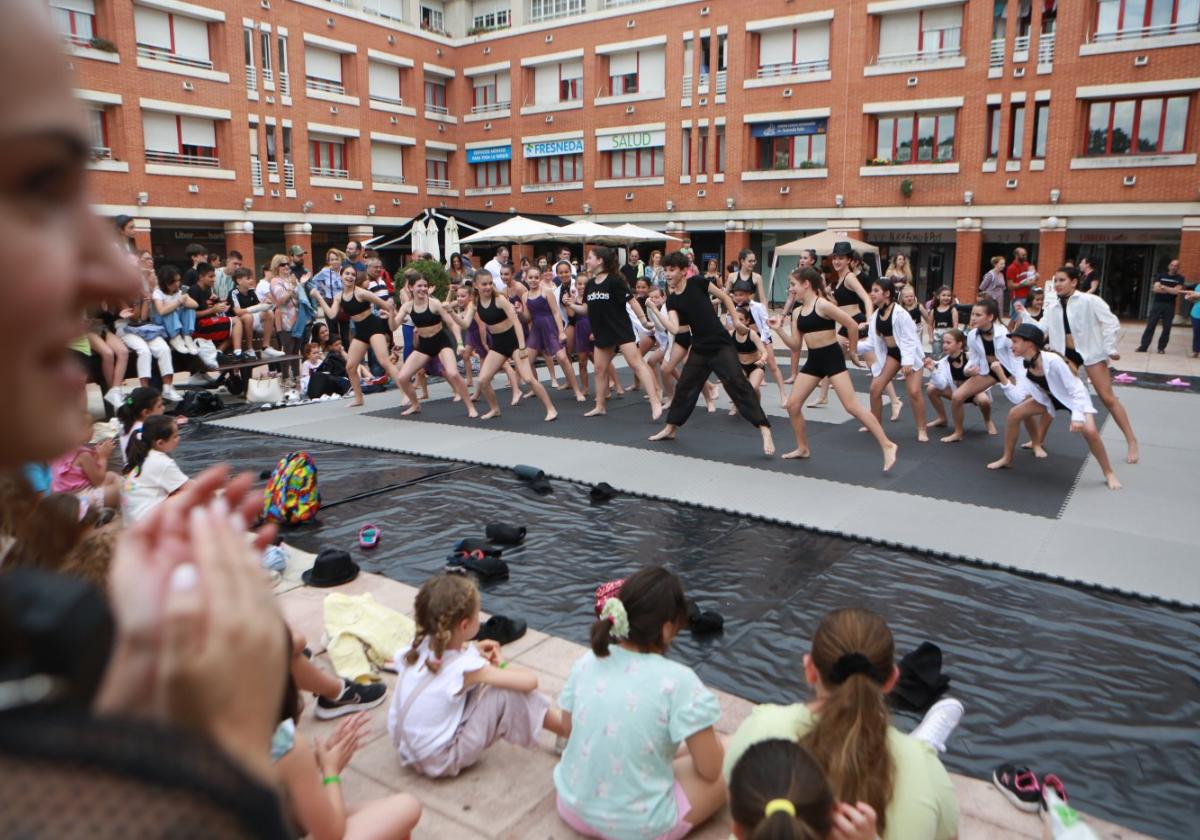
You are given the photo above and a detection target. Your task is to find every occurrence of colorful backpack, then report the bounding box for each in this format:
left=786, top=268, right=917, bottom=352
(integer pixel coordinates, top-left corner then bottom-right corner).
left=263, top=451, right=320, bottom=524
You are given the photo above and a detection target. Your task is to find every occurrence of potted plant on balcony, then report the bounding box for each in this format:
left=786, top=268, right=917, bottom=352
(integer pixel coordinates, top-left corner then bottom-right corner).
left=89, top=37, right=118, bottom=53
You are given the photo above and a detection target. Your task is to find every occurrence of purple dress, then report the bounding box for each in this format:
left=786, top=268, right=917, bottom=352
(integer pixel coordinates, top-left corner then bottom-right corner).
left=466, top=320, right=487, bottom=356
left=525, top=294, right=562, bottom=355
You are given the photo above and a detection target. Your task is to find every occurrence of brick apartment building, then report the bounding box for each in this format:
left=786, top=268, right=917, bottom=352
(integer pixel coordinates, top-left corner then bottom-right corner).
left=58, top=0, right=1200, bottom=315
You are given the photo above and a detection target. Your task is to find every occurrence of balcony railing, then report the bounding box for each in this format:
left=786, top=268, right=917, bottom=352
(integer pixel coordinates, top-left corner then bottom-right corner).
left=529, top=0, right=586, bottom=24
left=63, top=31, right=94, bottom=48
left=1037, top=32, right=1056, bottom=64
left=251, top=155, right=262, bottom=189
left=715, top=69, right=727, bottom=94
left=426, top=177, right=451, bottom=189
left=311, top=165, right=350, bottom=179
left=370, top=93, right=405, bottom=106
left=284, top=160, right=295, bottom=189
left=1091, top=19, right=1200, bottom=42
left=262, top=67, right=274, bottom=86
left=681, top=75, right=692, bottom=97
left=90, top=146, right=113, bottom=161
left=757, top=59, right=830, bottom=78
left=373, top=173, right=407, bottom=185
left=267, top=160, right=279, bottom=176
left=698, top=72, right=709, bottom=91
left=604, top=0, right=643, bottom=6
left=145, top=150, right=219, bottom=168
left=364, top=5, right=405, bottom=23
left=989, top=37, right=1005, bottom=67
left=245, top=64, right=256, bottom=90
left=136, top=44, right=214, bottom=70
left=875, top=44, right=961, bottom=65
left=1014, top=34, right=1031, bottom=54
left=470, top=100, right=511, bottom=115
left=279, top=71, right=290, bottom=96
left=306, top=77, right=346, bottom=95
left=425, top=103, right=449, bottom=115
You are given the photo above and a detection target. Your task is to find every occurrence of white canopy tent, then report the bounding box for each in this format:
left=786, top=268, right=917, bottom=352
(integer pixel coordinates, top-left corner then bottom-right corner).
left=768, top=230, right=883, bottom=303
left=458, top=215, right=563, bottom=244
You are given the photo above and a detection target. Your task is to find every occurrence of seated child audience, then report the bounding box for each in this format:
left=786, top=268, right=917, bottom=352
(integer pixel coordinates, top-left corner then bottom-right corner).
left=51, top=411, right=122, bottom=513
left=151, top=264, right=199, bottom=356
left=388, top=573, right=569, bottom=778
left=121, top=414, right=190, bottom=522
left=116, top=386, right=185, bottom=467
left=554, top=567, right=727, bottom=840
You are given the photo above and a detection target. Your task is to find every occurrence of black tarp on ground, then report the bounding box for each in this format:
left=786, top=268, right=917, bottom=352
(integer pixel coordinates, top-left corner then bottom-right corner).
left=175, top=424, right=1199, bottom=839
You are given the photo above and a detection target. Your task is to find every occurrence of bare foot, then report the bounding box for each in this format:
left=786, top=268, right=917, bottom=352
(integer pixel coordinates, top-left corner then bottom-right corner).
left=574, top=392, right=586, bottom=403
left=987, top=458, right=1012, bottom=471
left=728, top=407, right=738, bottom=416
left=452, top=394, right=461, bottom=402
left=940, top=432, right=964, bottom=443
left=1105, top=473, right=1123, bottom=490
left=552, top=381, right=565, bottom=390
left=650, top=402, right=663, bottom=421
left=808, top=398, right=828, bottom=408
left=1021, top=441, right=1034, bottom=450
left=1028, top=445, right=1048, bottom=458
left=348, top=399, right=364, bottom=408
left=401, top=404, right=421, bottom=416
left=1126, top=441, right=1139, bottom=464
left=480, top=408, right=501, bottom=420
left=781, top=447, right=810, bottom=460
left=882, top=442, right=899, bottom=472
left=762, top=429, right=775, bottom=456
left=987, top=422, right=998, bottom=435
left=890, top=399, right=904, bottom=422
left=648, top=426, right=676, bottom=442
left=545, top=411, right=558, bottom=422
left=467, top=408, right=479, bottom=418
left=926, top=418, right=947, bottom=429
left=583, top=406, right=606, bottom=417
left=705, top=402, right=716, bottom=413
left=917, top=430, right=929, bottom=442
left=510, top=394, right=523, bottom=406
left=784, top=375, right=797, bottom=384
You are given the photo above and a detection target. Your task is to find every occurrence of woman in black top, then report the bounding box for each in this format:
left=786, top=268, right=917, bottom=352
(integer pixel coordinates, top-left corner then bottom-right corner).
left=730, top=306, right=769, bottom=412
left=390, top=272, right=476, bottom=417
left=929, top=286, right=959, bottom=360
left=577, top=246, right=662, bottom=420
left=922, top=328, right=995, bottom=435
left=313, top=266, right=408, bottom=408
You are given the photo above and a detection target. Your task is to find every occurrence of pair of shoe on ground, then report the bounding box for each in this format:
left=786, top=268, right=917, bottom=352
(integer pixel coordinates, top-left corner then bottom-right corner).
left=993, top=764, right=1068, bottom=813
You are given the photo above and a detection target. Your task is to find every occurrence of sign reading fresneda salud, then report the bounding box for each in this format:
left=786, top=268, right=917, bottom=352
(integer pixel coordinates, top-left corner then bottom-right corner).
left=751, top=119, right=827, bottom=139
left=596, top=129, right=667, bottom=152
left=522, top=138, right=585, bottom=158
left=466, top=145, right=512, bottom=164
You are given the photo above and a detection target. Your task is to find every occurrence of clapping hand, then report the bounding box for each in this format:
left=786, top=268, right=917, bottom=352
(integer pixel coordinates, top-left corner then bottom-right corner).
left=476, top=639, right=502, bottom=665
left=830, top=801, right=877, bottom=840
left=317, top=712, right=371, bottom=777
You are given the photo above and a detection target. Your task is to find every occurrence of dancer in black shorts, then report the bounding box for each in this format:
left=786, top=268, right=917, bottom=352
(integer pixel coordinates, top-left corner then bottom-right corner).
left=771, top=267, right=897, bottom=471
left=941, top=298, right=1022, bottom=445
left=649, top=251, right=775, bottom=456
left=391, top=272, right=476, bottom=417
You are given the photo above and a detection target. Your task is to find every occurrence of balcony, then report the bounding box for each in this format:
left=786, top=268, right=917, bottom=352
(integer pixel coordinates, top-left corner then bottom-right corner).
left=90, top=145, right=113, bottom=161
left=267, top=160, right=279, bottom=177
left=245, top=64, right=256, bottom=90
left=136, top=44, right=214, bottom=71
left=989, top=37, right=1004, bottom=68
left=279, top=71, right=290, bottom=96
left=1037, top=32, right=1055, bottom=65
left=604, top=0, right=643, bottom=6
left=715, top=70, right=727, bottom=95
left=251, top=155, right=262, bottom=189
left=426, top=177, right=451, bottom=189
left=1014, top=33, right=1031, bottom=55
left=470, top=100, right=511, bottom=115
left=145, top=150, right=219, bottom=168
left=425, top=103, right=449, bottom=115
left=371, top=93, right=405, bottom=106
left=1091, top=19, right=1200, bottom=43
left=284, top=160, right=295, bottom=190
left=311, top=165, right=350, bottom=179
left=263, top=67, right=274, bottom=86
left=681, top=75, right=692, bottom=98
left=306, top=77, right=346, bottom=95
left=757, top=58, right=831, bottom=79
left=373, top=173, right=407, bottom=185
left=876, top=44, right=961, bottom=65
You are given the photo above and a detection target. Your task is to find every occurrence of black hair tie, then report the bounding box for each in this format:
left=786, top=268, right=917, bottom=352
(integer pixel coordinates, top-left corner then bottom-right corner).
left=829, top=652, right=877, bottom=685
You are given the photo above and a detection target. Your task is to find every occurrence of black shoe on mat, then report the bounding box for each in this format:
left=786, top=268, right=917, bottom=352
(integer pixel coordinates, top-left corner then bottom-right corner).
left=315, top=678, right=387, bottom=719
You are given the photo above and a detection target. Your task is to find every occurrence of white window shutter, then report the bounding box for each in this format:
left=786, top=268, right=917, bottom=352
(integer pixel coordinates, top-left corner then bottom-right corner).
left=179, top=117, right=216, bottom=148
left=369, top=62, right=400, bottom=100
left=560, top=59, right=583, bottom=80
left=172, top=16, right=210, bottom=61
left=306, top=47, right=342, bottom=82
left=534, top=64, right=558, bottom=103
left=371, top=143, right=404, bottom=177
left=638, top=47, right=665, bottom=92
left=922, top=6, right=962, bottom=30
left=609, top=51, right=638, bottom=76
left=133, top=7, right=172, bottom=49
left=426, top=148, right=448, bottom=162
left=759, top=29, right=794, bottom=66
left=50, top=0, right=95, bottom=13
left=142, top=112, right=178, bottom=152
left=496, top=72, right=511, bottom=102
left=794, top=24, right=829, bottom=62
left=879, top=11, right=920, bottom=54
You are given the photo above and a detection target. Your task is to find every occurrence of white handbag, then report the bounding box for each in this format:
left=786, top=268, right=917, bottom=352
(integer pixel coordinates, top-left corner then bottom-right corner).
left=247, top=375, right=283, bottom=404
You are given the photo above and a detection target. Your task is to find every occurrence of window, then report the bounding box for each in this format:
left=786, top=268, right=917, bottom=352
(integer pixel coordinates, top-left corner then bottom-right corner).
left=1096, top=0, right=1200, bottom=40
left=265, top=124, right=276, bottom=169
left=607, top=47, right=665, bottom=96
left=697, top=129, right=709, bottom=174
left=310, top=138, right=346, bottom=177
left=1086, top=95, right=1189, bottom=155
left=369, top=62, right=403, bottom=105
left=681, top=127, right=692, bottom=176
left=472, top=0, right=510, bottom=32
left=877, top=7, right=962, bottom=63
left=716, top=125, right=726, bottom=173
left=420, top=2, right=446, bottom=34
left=371, top=143, right=405, bottom=184
left=277, top=35, right=290, bottom=94
left=609, top=51, right=639, bottom=95
left=50, top=0, right=95, bottom=46
left=757, top=25, right=831, bottom=77
left=134, top=7, right=213, bottom=69
left=757, top=134, right=826, bottom=169
left=559, top=61, right=582, bottom=102
left=363, top=0, right=405, bottom=22
left=699, top=35, right=711, bottom=85
left=243, top=26, right=254, bottom=71
left=683, top=39, right=693, bottom=84
left=1010, top=103, right=1026, bottom=159
left=305, top=48, right=344, bottom=94
left=143, top=113, right=219, bottom=166
left=986, top=104, right=1002, bottom=158
left=993, top=0, right=1008, bottom=39
left=875, top=112, right=956, bottom=162
left=1032, top=102, right=1049, bottom=159
left=424, top=77, right=448, bottom=114
left=87, top=109, right=110, bottom=158
left=260, top=31, right=272, bottom=83
left=535, top=154, right=583, bottom=183
left=426, top=150, right=449, bottom=187
left=472, top=73, right=510, bottom=113
left=607, top=148, right=664, bottom=178
left=473, top=160, right=510, bottom=187
left=529, top=0, right=585, bottom=24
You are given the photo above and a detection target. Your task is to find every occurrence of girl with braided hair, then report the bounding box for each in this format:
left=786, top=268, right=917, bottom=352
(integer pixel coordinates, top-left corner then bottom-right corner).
left=724, top=609, right=959, bottom=839
left=387, top=574, right=568, bottom=778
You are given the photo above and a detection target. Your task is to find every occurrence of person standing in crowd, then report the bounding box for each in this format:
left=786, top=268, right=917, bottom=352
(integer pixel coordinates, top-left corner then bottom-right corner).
left=646, top=249, right=665, bottom=289
left=446, top=252, right=467, bottom=285
left=885, top=253, right=913, bottom=287
left=460, top=244, right=476, bottom=268
left=343, top=240, right=367, bottom=273
left=729, top=249, right=769, bottom=309
left=365, top=257, right=392, bottom=305
left=1005, top=247, right=1037, bottom=313
left=1078, top=256, right=1101, bottom=295
left=485, top=245, right=510, bottom=288
left=313, top=248, right=350, bottom=346
left=182, top=242, right=207, bottom=288
left=1187, top=280, right=1200, bottom=358
left=620, top=247, right=645, bottom=287
left=979, top=256, right=1007, bottom=311
left=1137, top=258, right=1185, bottom=353
left=115, top=214, right=138, bottom=254
left=288, top=245, right=310, bottom=284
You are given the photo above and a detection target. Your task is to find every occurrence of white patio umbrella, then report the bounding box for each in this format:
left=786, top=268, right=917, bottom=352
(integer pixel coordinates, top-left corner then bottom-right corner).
left=443, top=216, right=461, bottom=260
left=610, top=223, right=681, bottom=243
left=555, top=220, right=627, bottom=244
left=424, top=217, right=441, bottom=262
left=458, top=215, right=563, bottom=244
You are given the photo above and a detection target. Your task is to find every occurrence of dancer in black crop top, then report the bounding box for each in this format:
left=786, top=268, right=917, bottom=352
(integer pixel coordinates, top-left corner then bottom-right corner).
left=771, top=267, right=897, bottom=471
left=922, top=328, right=995, bottom=436
left=731, top=309, right=768, bottom=396
left=389, top=272, right=476, bottom=417
left=868, top=279, right=928, bottom=442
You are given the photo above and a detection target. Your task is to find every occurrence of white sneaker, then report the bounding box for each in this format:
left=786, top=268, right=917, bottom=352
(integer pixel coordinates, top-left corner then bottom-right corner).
left=262, top=347, right=286, bottom=358
left=103, top=387, right=125, bottom=408
left=169, top=335, right=188, bottom=354
left=161, top=386, right=184, bottom=402
left=183, top=335, right=200, bottom=355
left=911, top=697, right=964, bottom=753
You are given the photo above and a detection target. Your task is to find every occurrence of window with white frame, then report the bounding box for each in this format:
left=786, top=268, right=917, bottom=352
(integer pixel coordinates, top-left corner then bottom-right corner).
left=277, top=34, right=290, bottom=94
left=697, top=128, right=709, bottom=174
left=424, top=77, right=448, bottom=113
left=607, top=147, right=664, bottom=178
left=473, top=160, right=510, bottom=187
left=876, top=6, right=963, bottom=64
left=1095, top=0, right=1200, bottom=41
left=305, top=47, right=343, bottom=95
left=143, top=112, right=219, bottom=166
left=260, top=31, right=272, bottom=84
left=134, top=6, right=213, bottom=69
left=472, top=0, right=510, bottom=31
left=874, top=111, right=957, bottom=162
left=531, top=60, right=582, bottom=105
left=986, top=104, right=1002, bottom=158
left=51, top=0, right=96, bottom=46
left=472, top=72, right=511, bottom=113
left=1085, top=95, right=1189, bottom=155
left=757, top=24, right=831, bottom=78
left=715, top=124, right=726, bottom=173
left=607, top=47, right=665, bottom=96
left=426, top=149, right=449, bottom=187
left=310, top=136, right=347, bottom=178
left=756, top=130, right=826, bottom=170
left=243, top=26, right=254, bottom=77
left=87, top=108, right=110, bottom=158
left=1032, top=102, right=1049, bottom=159
left=363, top=0, right=405, bottom=22
left=681, top=126, right=692, bottom=175
left=1009, top=103, right=1026, bottom=160
left=530, top=0, right=585, bottom=24
left=371, top=142, right=405, bottom=184
left=421, top=1, right=446, bottom=34
left=534, top=153, right=583, bottom=183
left=369, top=61, right=403, bottom=105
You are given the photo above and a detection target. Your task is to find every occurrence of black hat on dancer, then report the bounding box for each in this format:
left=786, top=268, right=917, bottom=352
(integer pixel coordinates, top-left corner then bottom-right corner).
left=1010, top=323, right=1046, bottom=346
left=730, top=279, right=755, bottom=294
left=831, top=241, right=854, bottom=257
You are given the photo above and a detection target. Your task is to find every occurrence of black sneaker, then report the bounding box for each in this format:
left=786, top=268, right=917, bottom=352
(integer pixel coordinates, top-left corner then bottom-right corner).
left=314, top=678, right=387, bottom=720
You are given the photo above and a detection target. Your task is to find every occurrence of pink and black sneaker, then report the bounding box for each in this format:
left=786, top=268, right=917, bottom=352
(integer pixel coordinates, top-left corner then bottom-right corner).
left=1041, top=773, right=1068, bottom=807
left=992, top=764, right=1042, bottom=813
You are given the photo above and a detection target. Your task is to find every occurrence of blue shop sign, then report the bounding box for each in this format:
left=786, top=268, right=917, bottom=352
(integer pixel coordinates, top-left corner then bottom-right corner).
left=522, top=137, right=585, bottom=158
left=466, top=145, right=512, bottom=164
left=751, top=119, right=827, bottom=139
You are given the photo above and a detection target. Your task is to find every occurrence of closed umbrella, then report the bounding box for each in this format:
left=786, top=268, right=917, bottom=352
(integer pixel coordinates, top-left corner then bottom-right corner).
left=425, top=218, right=441, bottom=262
left=409, top=217, right=427, bottom=256
left=444, top=216, right=461, bottom=260
left=458, top=215, right=563, bottom=244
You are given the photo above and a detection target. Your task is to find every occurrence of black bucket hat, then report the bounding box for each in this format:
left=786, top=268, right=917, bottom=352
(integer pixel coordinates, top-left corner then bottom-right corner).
left=302, top=549, right=360, bottom=587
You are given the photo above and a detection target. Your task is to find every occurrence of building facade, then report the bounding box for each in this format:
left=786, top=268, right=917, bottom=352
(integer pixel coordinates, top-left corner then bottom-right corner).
left=60, top=0, right=1200, bottom=314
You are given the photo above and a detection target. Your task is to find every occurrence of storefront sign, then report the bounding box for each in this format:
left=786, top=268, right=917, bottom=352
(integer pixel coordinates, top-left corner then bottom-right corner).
left=522, top=137, right=585, bottom=158
left=868, top=230, right=955, bottom=243
left=597, top=129, right=667, bottom=152
left=1072, top=231, right=1181, bottom=244
left=466, top=145, right=512, bottom=164
left=751, top=119, right=827, bottom=139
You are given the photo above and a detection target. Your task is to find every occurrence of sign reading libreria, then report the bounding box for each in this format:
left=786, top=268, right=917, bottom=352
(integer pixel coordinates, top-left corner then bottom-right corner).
left=751, top=119, right=827, bottom=139
left=522, top=138, right=585, bottom=158
left=466, top=145, right=512, bottom=164
left=596, top=129, right=667, bottom=152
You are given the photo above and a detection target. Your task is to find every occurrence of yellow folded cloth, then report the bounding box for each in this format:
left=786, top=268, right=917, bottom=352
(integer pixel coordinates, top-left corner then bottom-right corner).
left=323, top=591, right=415, bottom=682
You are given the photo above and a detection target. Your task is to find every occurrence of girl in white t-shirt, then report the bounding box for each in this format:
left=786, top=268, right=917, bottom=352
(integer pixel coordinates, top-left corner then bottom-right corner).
left=388, top=573, right=569, bottom=778
left=115, top=386, right=187, bottom=467
left=121, top=414, right=190, bottom=521
left=151, top=265, right=199, bottom=355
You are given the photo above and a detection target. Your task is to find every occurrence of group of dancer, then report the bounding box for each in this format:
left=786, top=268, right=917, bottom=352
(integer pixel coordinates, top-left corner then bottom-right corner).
left=339, top=243, right=1135, bottom=490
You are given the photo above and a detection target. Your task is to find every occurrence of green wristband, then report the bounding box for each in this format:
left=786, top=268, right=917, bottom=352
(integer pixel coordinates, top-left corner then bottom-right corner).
left=498, top=661, right=508, bottom=669
left=322, top=775, right=341, bottom=786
